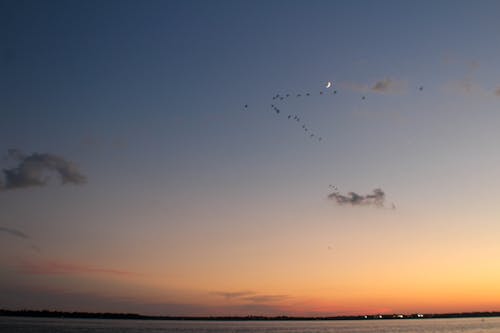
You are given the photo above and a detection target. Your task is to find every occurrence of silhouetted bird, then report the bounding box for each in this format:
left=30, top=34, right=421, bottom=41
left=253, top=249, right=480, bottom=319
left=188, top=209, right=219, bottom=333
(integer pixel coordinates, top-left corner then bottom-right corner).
left=287, top=115, right=291, bottom=119
left=244, top=104, right=248, bottom=108
left=419, top=86, right=424, bottom=91
left=319, top=91, right=323, bottom=95
left=306, top=93, right=310, bottom=96
left=297, top=94, right=301, bottom=97
left=361, top=96, right=366, bottom=100
left=333, top=90, right=337, bottom=94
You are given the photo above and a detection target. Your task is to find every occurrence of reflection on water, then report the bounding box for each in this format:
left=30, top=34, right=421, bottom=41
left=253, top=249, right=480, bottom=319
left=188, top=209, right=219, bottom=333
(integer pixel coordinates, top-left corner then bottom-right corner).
left=1, top=316, right=499, bottom=333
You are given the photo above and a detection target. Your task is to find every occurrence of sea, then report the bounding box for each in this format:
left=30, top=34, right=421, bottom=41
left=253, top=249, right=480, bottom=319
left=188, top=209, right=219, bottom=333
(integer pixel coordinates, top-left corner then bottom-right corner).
left=1, top=316, right=500, bottom=333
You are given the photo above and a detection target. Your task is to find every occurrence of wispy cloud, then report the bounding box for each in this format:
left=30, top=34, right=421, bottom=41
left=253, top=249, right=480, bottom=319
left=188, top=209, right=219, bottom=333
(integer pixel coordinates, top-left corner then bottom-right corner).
left=370, top=78, right=405, bottom=93
left=211, top=291, right=255, bottom=299
left=0, top=285, right=291, bottom=316
left=442, top=55, right=480, bottom=73
left=339, top=78, right=405, bottom=94
left=371, top=78, right=393, bottom=93
left=327, top=188, right=388, bottom=208
left=445, top=77, right=482, bottom=95
left=1, top=149, right=86, bottom=191
left=0, top=226, right=29, bottom=239
left=243, top=294, right=289, bottom=303
left=212, top=291, right=288, bottom=304
left=19, top=260, right=137, bottom=277
left=442, top=78, right=500, bottom=98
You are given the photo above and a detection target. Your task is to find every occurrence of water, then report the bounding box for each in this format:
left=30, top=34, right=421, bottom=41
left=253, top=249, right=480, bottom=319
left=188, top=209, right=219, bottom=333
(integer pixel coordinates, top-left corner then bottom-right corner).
left=1, top=316, right=499, bottom=333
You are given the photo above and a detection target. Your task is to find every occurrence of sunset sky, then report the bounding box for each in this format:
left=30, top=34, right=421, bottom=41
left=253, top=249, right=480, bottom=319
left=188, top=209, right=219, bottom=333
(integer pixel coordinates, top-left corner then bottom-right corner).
left=2, top=0, right=500, bottom=316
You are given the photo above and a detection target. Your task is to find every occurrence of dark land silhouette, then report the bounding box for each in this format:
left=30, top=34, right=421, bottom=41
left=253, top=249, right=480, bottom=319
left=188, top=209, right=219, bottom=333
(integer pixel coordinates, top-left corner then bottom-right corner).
left=1, top=309, right=500, bottom=321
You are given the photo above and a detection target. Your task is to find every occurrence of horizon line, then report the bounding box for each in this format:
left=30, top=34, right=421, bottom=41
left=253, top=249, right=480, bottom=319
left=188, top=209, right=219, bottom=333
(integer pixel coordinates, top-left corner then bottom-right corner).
left=2, top=309, right=500, bottom=321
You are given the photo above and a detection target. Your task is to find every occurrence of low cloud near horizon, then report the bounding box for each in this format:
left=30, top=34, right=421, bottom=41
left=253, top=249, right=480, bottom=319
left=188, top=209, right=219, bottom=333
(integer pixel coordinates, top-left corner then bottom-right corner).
left=0, top=149, right=86, bottom=191
left=0, top=285, right=291, bottom=317
left=212, top=291, right=289, bottom=304
left=211, top=291, right=255, bottom=299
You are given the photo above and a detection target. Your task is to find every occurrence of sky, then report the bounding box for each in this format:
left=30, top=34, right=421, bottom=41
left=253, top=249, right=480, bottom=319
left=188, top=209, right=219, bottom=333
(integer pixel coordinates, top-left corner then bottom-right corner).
left=1, top=0, right=500, bottom=316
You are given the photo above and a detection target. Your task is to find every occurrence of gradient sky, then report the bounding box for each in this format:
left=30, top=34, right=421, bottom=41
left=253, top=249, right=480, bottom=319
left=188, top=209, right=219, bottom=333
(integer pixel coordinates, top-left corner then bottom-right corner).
left=2, top=0, right=500, bottom=316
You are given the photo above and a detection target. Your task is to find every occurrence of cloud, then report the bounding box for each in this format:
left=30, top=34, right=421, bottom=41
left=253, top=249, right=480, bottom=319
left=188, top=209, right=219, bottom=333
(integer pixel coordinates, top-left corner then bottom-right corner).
left=450, top=77, right=478, bottom=94
left=0, top=285, right=290, bottom=316
left=211, top=291, right=255, bottom=299
left=0, top=226, right=29, bottom=239
left=327, top=188, right=387, bottom=208
left=0, top=226, right=41, bottom=253
left=1, top=149, right=86, bottom=190
left=339, top=78, right=405, bottom=94
left=371, top=78, right=405, bottom=93
left=442, top=78, right=500, bottom=97
left=212, top=291, right=288, bottom=304
left=243, top=294, right=289, bottom=303
left=18, top=260, right=137, bottom=277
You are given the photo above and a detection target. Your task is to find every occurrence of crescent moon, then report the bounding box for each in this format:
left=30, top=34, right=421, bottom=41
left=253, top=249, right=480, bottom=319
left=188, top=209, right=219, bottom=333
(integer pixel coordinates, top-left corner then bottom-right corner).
left=326, top=81, right=332, bottom=88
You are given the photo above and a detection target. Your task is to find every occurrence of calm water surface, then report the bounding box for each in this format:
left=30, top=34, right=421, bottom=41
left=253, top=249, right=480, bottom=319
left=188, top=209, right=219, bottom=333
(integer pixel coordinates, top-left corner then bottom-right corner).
left=1, top=316, right=499, bottom=333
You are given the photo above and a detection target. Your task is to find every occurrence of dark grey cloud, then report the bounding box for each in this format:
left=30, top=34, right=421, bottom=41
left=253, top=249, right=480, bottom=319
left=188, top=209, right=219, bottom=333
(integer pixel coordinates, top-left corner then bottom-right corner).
left=1, top=149, right=86, bottom=190
left=0, top=226, right=29, bottom=239
left=340, top=78, right=404, bottom=94
left=371, top=78, right=393, bottom=93
left=328, top=188, right=387, bottom=208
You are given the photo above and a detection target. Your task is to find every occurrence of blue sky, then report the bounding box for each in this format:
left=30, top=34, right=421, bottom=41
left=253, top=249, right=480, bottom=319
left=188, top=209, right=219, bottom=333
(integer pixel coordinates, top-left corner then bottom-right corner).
left=2, top=0, right=500, bottom=315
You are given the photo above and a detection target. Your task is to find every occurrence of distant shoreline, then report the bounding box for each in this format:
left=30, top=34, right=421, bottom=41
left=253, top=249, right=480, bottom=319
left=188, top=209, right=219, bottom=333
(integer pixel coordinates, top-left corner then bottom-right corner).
left=2, top=309, right=500, bottom=321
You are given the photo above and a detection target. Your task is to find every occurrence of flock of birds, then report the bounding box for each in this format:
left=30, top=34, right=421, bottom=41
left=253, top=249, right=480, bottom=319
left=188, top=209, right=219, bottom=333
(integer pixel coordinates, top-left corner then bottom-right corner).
left=243, top=80, right=424, bottom=143
left=243, top=81, right=342, bottom=142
